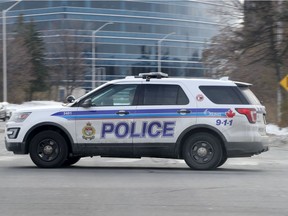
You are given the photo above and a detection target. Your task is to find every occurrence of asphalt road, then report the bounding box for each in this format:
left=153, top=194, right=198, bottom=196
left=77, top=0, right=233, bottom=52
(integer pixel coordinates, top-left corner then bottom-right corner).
left=0, top=121, right=288, bottom=216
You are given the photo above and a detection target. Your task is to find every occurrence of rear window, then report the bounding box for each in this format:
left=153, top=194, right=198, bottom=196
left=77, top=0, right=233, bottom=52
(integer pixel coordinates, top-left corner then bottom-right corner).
left=199, top=86, right=249, bottom=104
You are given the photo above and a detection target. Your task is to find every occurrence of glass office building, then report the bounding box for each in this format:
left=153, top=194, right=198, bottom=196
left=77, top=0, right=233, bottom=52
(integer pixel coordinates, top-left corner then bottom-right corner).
left=0, top=0, right=224, bottom=89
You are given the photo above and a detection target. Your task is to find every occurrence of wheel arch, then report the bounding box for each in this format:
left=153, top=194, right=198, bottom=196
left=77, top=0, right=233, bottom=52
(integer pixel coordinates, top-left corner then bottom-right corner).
left=23, top=122, right=74, bottom=154
left=175, top=124, right=227, bottom=159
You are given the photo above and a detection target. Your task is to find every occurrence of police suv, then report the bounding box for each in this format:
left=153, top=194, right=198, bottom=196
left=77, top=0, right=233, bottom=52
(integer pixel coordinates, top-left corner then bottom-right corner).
left=5, top=72, right=269, bottom=170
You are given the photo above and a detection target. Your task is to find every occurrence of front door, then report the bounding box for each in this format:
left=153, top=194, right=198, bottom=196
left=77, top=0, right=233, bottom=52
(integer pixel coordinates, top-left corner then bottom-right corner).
left=75, top=83, right=139, bottom=156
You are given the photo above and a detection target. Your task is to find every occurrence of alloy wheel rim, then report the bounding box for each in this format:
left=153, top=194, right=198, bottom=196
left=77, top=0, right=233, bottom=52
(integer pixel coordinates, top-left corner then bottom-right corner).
left=190, top=141, right=214, bottom=164
left=37, top=139, right=59, bottom=162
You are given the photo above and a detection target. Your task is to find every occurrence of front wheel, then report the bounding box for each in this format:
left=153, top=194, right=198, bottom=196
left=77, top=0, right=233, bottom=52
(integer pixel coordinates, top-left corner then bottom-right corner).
left=217, top=156, right=228, bottom=168
left=29, top=130, right=68, bottom=168
left=62, top=156, right=81, bottom=167
left=182, top=133, right=223, bottom=170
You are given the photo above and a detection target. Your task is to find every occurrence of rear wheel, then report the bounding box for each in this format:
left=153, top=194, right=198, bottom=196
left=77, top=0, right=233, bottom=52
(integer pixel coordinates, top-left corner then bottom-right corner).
left=29, top=130, right=68, bottom=168
left=182, top=133, right=223, bottom=170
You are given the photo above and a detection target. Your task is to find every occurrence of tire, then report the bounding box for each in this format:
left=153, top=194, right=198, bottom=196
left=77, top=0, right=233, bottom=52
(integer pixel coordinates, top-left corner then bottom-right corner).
left=217, top=156, right=228, bottom=168
left=182, top=133, right=223, bottom=170
left=29, top=130, right=68, bottom=168
left=62, top=156, right=81, bottom=167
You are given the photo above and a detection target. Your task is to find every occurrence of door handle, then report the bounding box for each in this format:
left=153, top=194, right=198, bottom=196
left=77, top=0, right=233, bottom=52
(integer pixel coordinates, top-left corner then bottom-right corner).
left=177, top=109, right=191, bottom=114
left=116, top=110, right=129, bottom=115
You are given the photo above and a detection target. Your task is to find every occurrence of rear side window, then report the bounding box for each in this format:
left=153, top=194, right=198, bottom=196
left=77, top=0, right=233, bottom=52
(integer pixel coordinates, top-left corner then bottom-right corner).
left=199, top=86, right=249, bottom=104
left=141, top=84, right=189, bottom=105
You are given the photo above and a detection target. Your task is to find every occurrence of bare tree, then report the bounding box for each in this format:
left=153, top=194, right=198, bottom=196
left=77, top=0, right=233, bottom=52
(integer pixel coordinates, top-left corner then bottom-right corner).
left=204, top=0, right=288, bottom=78
left=0, top=33, right=33, bottom=103
left=203, top=0, right=288, bottom=125
left=48, top=29, right=87, bottom=97
left=203, top=27, right=240, bottom=77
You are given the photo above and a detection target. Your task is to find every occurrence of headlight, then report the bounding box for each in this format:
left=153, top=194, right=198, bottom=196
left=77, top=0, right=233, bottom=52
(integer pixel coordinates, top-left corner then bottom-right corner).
left=10, top=112, right=31, bottom=122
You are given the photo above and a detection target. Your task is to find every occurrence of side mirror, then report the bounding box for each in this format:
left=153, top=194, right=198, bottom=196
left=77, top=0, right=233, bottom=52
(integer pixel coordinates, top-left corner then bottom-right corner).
left=66, top=95, right=76, bottom=103
left=82, top=98, right=92, bottom=108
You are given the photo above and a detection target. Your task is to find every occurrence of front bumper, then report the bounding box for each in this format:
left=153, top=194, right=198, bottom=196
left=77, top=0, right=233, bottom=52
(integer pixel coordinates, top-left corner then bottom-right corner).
left=5, top=139, right=27, bottom=154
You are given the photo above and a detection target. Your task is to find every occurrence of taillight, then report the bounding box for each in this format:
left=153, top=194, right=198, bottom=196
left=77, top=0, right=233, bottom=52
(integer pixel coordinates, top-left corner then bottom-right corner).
left=235, top=108, right=257, bottom=123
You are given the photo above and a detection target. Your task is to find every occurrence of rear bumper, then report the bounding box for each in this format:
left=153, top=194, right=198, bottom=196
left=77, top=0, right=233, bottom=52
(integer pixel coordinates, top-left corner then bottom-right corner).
left=226, top=139, right=269, bottom=157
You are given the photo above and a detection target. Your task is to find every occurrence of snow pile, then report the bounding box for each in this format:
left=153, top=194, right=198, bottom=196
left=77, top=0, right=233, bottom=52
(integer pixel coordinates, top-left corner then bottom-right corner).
left=266, top=124, right=288, bottom=136
left=266, top=124, right=288, bottom=148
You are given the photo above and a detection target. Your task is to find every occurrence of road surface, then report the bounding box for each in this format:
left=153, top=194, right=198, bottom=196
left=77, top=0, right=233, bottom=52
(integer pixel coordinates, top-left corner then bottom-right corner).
left=0, top=121, right=288, bottom=216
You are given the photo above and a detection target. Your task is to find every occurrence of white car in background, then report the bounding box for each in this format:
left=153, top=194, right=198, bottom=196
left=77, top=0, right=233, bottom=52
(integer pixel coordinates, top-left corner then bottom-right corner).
left=0, top=102, right=16, bottom=121
left=0, top=103, right=7, bottom=121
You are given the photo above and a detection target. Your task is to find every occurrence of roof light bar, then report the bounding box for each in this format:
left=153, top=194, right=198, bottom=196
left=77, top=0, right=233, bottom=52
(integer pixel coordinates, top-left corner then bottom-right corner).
left=137, top=72, right=168, bottom=80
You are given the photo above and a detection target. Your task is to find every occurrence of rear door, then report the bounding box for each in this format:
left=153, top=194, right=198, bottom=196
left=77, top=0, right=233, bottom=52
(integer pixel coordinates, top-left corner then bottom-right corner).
left=132, top=81, right=196, bottom=157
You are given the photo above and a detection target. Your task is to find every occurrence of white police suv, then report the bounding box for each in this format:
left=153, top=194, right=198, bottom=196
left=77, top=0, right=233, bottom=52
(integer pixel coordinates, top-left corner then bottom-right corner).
left=5, top=72, right=268, bottom=170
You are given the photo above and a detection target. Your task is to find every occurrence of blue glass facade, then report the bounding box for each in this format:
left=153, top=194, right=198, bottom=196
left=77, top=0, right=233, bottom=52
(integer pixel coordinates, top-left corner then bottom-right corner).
left=1, top=0, right=224, bottom=89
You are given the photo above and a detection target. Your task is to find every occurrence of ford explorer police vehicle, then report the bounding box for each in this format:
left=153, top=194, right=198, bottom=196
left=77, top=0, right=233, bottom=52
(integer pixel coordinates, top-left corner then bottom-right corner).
left=5, top=72, right=269, bottom=170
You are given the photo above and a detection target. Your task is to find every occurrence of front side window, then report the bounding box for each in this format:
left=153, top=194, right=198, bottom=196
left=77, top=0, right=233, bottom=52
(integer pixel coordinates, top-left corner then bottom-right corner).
left=140, top=84, right=189, bottom=105
left=81, top=84, right=138, bottom=107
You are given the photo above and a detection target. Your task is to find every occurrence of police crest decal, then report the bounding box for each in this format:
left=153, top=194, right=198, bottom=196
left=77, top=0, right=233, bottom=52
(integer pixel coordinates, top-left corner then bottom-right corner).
left=82, top=122, right=96, bottom=140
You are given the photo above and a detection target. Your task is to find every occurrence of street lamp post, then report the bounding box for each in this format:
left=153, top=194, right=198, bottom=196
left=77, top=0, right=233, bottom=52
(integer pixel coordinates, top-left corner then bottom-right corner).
left=2, top=0, right=23, bottom=102
left=92, top=22, right=113, bottom=89
left=157, top=32, right=175, bottom=73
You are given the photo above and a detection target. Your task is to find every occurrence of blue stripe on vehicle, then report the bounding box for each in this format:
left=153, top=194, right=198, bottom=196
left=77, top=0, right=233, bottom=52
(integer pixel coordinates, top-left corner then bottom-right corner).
left=52, top=108, right=230, bottom=120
